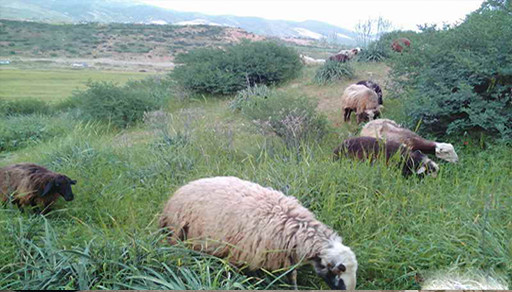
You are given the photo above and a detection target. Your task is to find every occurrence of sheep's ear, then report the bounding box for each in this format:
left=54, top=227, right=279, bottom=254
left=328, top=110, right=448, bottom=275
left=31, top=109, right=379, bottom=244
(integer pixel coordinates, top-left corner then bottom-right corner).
left=70, top=180, right=77, bottom=185
left=42, top=180, right=54, bottom=197
left=416, top=166, right=427, bottom=175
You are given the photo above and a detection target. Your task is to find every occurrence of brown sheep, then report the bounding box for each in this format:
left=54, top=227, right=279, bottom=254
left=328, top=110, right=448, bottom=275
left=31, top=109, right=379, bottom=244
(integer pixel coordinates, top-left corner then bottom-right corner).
left=333, top=136, right=439, bottom=178
left=341, top=84, right=382, bottom=124
left=360, top=119, right=459, bottom=163
left=328, top=53, right=350, bottom=62
left=159, top=176, right=358, bottom=290
left=0, top=163, right=76, bottom=213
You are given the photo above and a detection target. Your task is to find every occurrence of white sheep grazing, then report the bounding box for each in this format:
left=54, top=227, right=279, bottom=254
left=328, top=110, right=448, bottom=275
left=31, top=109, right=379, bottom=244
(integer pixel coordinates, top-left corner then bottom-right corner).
left=300, top=54, right=326, bottom=65
left=360, top=119, right=459, bottom=163
left=421, top=269, right=508, bottom=290
left=159, top=176, right=357, bottom=290
left=341, top=84, right=381, bottom=124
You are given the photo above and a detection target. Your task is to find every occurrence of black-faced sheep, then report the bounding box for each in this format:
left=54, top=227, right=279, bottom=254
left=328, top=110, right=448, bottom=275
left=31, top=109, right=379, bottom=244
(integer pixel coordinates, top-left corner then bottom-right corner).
left=341, top=84, right=382, bottom=124
left=356, top=80, right=383, bottom=105
left=0, top=163, right=76, bottom=213
left=159, top=176, right=358, bottom=290
left=333, top=136, right=439, bottom=177
left=360, top=119, right=459, bottom=163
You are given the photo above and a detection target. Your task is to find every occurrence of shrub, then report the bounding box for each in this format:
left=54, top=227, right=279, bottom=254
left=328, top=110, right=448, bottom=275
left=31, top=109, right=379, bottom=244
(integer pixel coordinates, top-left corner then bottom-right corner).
left=238, top=90, right=328, bottom=150
left=124, top=75, right=174, bottom=106
left=73, top=81, right=161, bottom=128
left=0, top=98, right=52, bottom=116
left=385, top=1, right=512, bottom=140
left=171, top=41, right=303, bottom=95
left=314, top=61, right=355, bottom=84
left=0, top=114, right=77, bottom=152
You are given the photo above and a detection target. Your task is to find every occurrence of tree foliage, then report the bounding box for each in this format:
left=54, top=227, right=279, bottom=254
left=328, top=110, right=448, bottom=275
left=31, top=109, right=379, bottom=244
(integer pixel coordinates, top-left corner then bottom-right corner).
left=381, top=1, right=512, bottom=139
left=171, top=41, right=303, bottom=95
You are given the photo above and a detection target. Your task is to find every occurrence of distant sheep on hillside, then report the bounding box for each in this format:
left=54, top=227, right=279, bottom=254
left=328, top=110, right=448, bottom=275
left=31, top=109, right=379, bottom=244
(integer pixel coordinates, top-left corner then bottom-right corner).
left=159, top=176, right=358, bottom=290
left=391, top=38, right=411, bottom=52
left=329, top=48, right=361, bottom=63
left=300, top=54, right=326, bottom=65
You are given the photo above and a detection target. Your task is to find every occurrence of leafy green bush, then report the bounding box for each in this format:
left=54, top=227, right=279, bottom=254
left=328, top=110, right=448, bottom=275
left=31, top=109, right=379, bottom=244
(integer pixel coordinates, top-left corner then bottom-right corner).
left=0, top=114, right=77, bottom=152
left=72, top=79, right=171, bottom=128
left=384, top=1, right=512, bottom=139
left=238, top=90, right=328, bottom=150
left=172, top=41, right=303, bottom=95
left=314, top=61, right=355, bottom=84
left=0, top=98, right=52, bottom=116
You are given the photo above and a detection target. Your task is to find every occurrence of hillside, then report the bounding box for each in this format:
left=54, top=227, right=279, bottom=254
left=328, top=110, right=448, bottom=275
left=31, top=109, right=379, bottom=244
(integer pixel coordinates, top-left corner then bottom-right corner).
left=0, top=0, right=358, bottom=44
left=0, top=20, right=264, bottom=62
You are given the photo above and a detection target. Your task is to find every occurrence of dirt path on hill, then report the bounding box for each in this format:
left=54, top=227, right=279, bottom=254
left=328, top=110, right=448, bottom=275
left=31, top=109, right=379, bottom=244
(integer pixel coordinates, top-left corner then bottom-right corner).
left=3, top=57, right=175, bottom=72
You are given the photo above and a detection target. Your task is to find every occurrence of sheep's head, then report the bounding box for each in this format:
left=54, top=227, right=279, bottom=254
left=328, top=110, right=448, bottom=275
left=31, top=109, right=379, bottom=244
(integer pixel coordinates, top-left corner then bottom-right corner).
left=311, top=238, right=357, bottom=290
left=435, top=143, right=458, bottom=163
left=362, top=106, right=383, bottom=122
left=42, top=175, right=77, bottom=201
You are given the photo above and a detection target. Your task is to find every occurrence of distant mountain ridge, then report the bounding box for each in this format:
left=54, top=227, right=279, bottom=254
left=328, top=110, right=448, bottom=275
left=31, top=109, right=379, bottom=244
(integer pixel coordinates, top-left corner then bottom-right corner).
left=0, top=0, right=358, bottom=44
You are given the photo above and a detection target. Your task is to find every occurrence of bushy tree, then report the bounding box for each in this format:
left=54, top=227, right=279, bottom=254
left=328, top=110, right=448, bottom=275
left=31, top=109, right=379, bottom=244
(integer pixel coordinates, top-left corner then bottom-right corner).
left=385, top=0, right=512, bottom=140
left=171, top=41, right=303, bottom=95
left=72, top=80, right=167, bottom=128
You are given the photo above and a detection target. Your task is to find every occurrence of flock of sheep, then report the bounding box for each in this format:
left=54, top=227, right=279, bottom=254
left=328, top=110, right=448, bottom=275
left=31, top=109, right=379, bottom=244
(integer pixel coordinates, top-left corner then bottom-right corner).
left=0, top=53, right=505, bottom=290
left=336, top=80, right=459, bottom=178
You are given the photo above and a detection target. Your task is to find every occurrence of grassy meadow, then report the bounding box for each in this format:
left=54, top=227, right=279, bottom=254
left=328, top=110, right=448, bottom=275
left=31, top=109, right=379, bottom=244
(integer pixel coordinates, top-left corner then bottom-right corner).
left=0, top=69, right=146, bottom=102
left=0, top=62, right=511, bottom=290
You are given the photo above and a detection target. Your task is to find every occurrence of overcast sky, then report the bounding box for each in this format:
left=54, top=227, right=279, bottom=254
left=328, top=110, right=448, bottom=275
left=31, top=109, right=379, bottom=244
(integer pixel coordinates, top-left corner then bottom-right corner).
left=141, top=0, right=484, bottom=31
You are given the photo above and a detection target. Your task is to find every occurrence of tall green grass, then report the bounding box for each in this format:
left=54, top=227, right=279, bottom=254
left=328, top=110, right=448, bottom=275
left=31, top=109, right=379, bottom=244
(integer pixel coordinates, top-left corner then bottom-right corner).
left=1, top=99, right=510, bottom=289
left=1, top=62, right=510, bottom=289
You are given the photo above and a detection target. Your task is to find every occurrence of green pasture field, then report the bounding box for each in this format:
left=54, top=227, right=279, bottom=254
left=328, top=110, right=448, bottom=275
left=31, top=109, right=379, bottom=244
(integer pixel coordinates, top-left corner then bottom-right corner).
left=0, top=63, right=510, bottom=290
left=0, top=68, right=146, bottom=102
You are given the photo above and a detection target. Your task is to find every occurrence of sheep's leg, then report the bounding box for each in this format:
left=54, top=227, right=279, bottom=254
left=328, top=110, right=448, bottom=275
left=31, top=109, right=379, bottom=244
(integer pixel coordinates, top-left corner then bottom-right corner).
left=344, top=109, right=351, bottom=122
left=287, top=256, right=298, bottom=290
left=288, top=269, right=298, bottom=290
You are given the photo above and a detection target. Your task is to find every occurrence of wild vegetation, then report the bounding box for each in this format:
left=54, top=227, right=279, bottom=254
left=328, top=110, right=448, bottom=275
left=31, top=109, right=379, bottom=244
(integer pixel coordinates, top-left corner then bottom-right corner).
left=171, top=41, right=303, bottom=95
left=314, top=61, right=355, bottom=84
left=373, top=0, right=512, bottom=140
left=1, top=1, right=511, bottom=289
left=0, top=20, right=257, bottom=60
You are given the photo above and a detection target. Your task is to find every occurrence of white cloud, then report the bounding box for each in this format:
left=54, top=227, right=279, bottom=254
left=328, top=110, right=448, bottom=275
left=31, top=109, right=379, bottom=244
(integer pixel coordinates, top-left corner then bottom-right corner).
left=141, top=0, right=484, bottom=31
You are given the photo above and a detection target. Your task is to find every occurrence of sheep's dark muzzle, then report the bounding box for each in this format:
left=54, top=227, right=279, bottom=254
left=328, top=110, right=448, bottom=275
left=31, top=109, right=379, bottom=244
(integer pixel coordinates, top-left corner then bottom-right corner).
left=322, top=272, right=347, bottom=290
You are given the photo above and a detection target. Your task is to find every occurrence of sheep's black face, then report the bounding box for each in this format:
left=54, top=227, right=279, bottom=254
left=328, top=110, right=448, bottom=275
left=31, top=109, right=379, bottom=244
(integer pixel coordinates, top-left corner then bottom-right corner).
left=49, top=175, right=76, bottom=201
left=312, top=258, right=347, bottom=290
